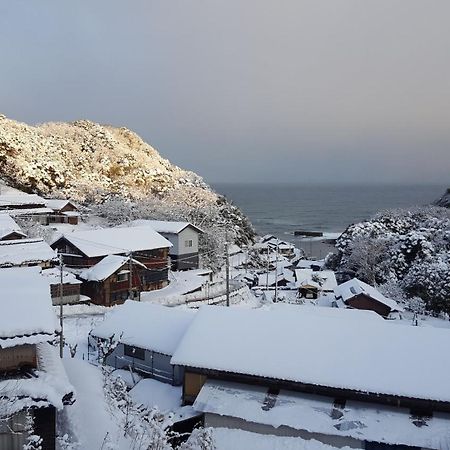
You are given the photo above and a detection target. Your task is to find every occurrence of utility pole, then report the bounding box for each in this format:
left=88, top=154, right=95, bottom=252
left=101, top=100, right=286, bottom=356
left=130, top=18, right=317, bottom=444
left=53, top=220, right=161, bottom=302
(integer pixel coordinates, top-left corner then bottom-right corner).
left=274, top=242, right=279, bottom=303
left=128, top=251, right=133, bottom=300
left=59, top=253, right=64, bottom=358
left=266, top=245, right=270, bottom=290
left=225, top=231, right=230, bottom=307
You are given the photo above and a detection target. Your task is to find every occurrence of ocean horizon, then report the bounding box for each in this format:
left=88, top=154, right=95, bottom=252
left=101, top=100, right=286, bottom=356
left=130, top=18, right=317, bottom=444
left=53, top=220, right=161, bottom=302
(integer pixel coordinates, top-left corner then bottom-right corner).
left=212, top=182, right=447, bottom=257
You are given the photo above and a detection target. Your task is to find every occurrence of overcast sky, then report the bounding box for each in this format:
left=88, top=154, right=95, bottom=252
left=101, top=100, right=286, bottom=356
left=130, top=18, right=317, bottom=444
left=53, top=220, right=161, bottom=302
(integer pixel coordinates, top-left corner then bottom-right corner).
left=0, top=1, right=449, bottom=184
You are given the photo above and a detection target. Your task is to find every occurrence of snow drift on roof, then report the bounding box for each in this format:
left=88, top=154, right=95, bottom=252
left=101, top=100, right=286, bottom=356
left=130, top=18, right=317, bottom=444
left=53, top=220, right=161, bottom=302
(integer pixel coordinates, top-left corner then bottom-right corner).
left=130, top=219, right=203, bottom=234
left=0, top=238, right=57, bottom=267
left=195, top=380, right=450, bottom=449
left=60, top=226, right=172, bottom=258
left=0, top=267, right=58, bottom=347
left=0, top=193, right=46, bottom=207
left=171, top=304, right=450, bottom=403
left=91, top=300, right=195, bottom=355
left=45, top=199, right=77, bottom=211
left=78, top=254, right=146, bottom=282
left=0, top=343, right=74, bottom=414
left=334, top=278, right=401, bottom=311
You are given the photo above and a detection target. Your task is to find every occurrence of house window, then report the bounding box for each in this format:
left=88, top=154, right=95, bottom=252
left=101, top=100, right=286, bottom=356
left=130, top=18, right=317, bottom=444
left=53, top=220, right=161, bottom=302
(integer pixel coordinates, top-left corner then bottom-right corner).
left=116, top=271, right=129, bottom=282
left=185, top=239, right=193, bottom=248
left=124, top=344, right=145, bottom=360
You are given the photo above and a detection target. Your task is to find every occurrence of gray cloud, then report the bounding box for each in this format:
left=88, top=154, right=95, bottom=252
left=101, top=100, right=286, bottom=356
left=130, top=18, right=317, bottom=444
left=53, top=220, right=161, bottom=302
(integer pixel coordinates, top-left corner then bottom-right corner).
left=0, top=0, right=449, bottom=184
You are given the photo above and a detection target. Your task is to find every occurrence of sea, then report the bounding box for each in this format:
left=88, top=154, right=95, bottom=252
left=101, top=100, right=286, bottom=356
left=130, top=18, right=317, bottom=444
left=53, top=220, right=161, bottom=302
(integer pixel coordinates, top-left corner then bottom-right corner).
left=212, top=183, right=447, bottom=259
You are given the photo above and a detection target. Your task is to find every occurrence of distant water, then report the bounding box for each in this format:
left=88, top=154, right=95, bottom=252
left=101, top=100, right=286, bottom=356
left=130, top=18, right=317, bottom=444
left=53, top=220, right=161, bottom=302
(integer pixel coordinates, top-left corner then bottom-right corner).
left=213, top=183, right=446, bottom=256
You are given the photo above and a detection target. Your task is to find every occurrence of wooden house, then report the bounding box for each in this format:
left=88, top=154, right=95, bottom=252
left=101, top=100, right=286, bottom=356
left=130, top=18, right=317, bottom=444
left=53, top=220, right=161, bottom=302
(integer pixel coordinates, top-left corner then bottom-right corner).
left=170, top=305, right=450, bottom=449
left=0, top=214, right=26, bottom=241
left=0, top=238, right=57, bottom=268
left=90, top=301, right=195, bottom=385
left=0, top=267, right=74, bottom=450
left=45, top=199, right=80, bottom=225
left=131, top=220, right=203, bottom=270
left=51, top=226, right=172, bottom=292
left=333, top=278, right=403, bottom=317
left=76, top=255, right=149, bottom=306
left=0, top=194, right=53, bottom=224
left=295, top=269, right=337, bottom=300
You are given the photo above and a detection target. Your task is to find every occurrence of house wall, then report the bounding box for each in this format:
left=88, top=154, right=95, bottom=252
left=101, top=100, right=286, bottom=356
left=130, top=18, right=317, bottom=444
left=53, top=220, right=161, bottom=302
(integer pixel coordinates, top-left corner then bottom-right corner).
left=346, top=294, right=391, bottom=317
left=171, top=253, right=199, bottom=271
left=204, top=413, right=364, bottom=449
left=0, top=344, right=37, bottom=372
left=178, top=228, right=199, bottom=255
left=50, top=283, right=81, bottom=305
left=105, top=343, right=184, bottom=385
left=0, top=409, right=27, bottom=449
left=0, top=231, right=25, bottom=241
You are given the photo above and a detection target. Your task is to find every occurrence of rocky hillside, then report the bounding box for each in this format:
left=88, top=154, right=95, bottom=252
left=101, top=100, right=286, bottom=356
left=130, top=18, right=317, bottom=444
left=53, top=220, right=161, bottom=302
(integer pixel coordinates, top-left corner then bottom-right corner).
left=0, top=115, right=255, bottom=265
left=435, top=188, right=450, bottom=208
left=0, top=115, right=212, bottom=200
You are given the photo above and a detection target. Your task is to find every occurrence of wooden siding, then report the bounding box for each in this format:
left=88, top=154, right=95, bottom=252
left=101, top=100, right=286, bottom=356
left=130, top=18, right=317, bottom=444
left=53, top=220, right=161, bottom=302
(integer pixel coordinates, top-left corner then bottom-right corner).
left=0, top=344, right=37, bottom=372
left=346, top=294, right=391, bottom=317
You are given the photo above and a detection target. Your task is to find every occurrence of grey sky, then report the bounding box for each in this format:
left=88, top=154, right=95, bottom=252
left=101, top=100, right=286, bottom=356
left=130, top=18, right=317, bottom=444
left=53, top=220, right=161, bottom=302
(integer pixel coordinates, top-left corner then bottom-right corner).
left=1, top=1, right=449, bottom=184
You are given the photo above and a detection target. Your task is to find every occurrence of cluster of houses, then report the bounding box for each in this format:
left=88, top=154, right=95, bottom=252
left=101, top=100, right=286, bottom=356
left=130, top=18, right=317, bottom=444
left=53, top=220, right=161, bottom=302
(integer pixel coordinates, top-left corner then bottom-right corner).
left=0, top=191, right=206, bottom=308
left=1, top=189, right=442, bottom=449
left=89, top=300, right=450, bottom=449
left=234, top=234, right=403, bottom=318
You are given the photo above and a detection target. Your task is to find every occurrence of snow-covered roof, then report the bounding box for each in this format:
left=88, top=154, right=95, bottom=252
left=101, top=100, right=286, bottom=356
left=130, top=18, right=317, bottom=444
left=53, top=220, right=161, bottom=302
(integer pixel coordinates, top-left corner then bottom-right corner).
left=58, top=225, right=172, bottom=258
left=130, top=219, right=203, bottom=234
left=210, top=427, right=352, bottom=450
left=45, top=199, right=78, bottom=211
left=295, top=269, right=337, bottom=291
left=0, top=238, right=57, bottom=267
left=171, top=304, right=450, bottom=403
left=41, top=267, right=82, bottom=285
left=0, top=267, right=58, bottom=347
left=195, top=380, right=450, bottom=450
left=78, top=255, right=146, bottom=282
left=0, top=343, right=74, bottom=414
left=91, top=300, right=195, bottom=355
left=0, top=207, right=54, bottom=216
left=334, top=278, right=402, bottom=312
left=0, top=214, right=26, bottom=240
left=0, top=193, right=46, bottom=207
left=296, top=259, right=325, bottom=269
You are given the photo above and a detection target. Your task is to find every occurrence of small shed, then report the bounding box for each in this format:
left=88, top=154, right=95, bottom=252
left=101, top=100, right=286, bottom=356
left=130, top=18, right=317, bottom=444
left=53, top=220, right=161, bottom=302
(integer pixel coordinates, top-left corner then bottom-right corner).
left=334, top=278, right=403, bottom=317
left=90, top=301, right=195, bottom=385
left=295, top=269, right=337, bottom=299
left=41, top=267, right=83, bottom=305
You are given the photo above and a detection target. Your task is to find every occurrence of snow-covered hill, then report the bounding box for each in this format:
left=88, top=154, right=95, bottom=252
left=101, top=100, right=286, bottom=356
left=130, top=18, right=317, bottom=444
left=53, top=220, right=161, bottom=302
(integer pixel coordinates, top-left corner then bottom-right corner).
left=0, top=115, right=255, bottom=258
left=435, top=188, right=450, bottom=208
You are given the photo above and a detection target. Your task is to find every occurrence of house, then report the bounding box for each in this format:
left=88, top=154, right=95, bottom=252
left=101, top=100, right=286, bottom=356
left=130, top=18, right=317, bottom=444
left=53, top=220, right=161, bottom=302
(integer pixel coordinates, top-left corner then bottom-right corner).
left=51, top=226, right=172, bottom=291
left=257, top=269, right=295, bottom=289
left=0, top=267, right=74, bottom=450
left=254, top=236, right=296, bottom=258
left=41, top=267, right=84, bottom=305
left=295, top=258, right=325, bottom=271
left=295, top=269, right=337, bottom=299
left=130, top=220, right=203, bottom=270
left=0, top=214, right=26, bottom=241
left=45, top=199, right=80, bottom=225
left=0, top=238, right=57, bottom=268
left=90, top=301, right=195, bottom=385
left=334, top=278, right=403, bottom=317
left=170, top=305, right=450, bottom=449
left=0, top=193, right=53, bottom=224
left=75, top=255, right=148, bottom=306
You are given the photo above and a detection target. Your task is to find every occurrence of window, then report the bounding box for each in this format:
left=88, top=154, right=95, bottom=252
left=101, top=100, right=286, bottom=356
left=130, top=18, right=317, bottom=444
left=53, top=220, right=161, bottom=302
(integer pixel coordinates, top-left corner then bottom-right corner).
left=124, top=344, right=145, bottom=360
left=116, top=270, right=129, bottom=282
left=185, top=239, right=193, bottom=248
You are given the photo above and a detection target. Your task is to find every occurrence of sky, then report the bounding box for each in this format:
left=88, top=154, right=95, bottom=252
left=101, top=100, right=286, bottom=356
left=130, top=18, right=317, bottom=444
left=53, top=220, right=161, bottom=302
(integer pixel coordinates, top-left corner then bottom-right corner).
left=0, top=0, right=449, bottom=185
